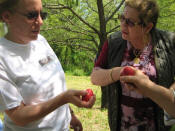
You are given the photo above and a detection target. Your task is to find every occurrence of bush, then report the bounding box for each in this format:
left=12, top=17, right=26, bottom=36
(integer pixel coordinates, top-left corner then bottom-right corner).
left=66, top=68, right=86, bottom=76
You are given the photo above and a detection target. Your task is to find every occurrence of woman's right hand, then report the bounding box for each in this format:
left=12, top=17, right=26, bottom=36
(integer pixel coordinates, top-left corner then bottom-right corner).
left=120, top=68, right=154, bottom=95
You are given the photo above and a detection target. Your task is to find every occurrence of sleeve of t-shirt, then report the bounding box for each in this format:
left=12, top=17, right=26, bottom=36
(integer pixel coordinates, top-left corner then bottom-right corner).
left=94, top=40, right=108, bottom=68
left=0, top=63, right=22, bottom=111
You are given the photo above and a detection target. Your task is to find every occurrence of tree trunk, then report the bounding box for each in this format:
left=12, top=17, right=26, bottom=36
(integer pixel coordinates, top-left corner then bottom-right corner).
left=96, top=0, right=109, bottom=109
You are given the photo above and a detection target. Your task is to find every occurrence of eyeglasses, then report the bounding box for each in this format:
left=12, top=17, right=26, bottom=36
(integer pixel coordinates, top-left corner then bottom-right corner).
left=118, top=14, right=142, bottom=27
left=16, top=11, right=47, bottom=20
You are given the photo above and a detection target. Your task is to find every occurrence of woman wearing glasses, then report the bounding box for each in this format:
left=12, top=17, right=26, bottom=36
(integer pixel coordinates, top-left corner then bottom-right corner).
left=0, top=0, right=96, bottom=131
left=91, top=0, right=175, bottom=131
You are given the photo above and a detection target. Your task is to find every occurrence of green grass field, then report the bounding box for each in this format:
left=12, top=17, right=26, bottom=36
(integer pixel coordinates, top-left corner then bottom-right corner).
left=0, top=75, right=175, bottom=131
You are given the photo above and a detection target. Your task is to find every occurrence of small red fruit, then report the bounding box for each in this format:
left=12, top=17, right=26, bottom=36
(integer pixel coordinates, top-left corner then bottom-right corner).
left=121, top=66, right=135, bottom=76
left=82, top=89, right=94, bottom=102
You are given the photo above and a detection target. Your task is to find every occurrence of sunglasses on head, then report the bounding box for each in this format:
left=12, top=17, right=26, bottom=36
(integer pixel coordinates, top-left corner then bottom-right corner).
left=17, top=11, right=47, bottom=20
left=118, top=14, right=142, bottom=27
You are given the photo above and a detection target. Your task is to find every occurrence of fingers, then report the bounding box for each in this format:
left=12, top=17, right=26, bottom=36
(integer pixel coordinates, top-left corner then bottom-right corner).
left=84, top=95, right=96, bottom=108
left=120, top=75, right=135, bottom=83
left=69, top=90, right=96, bottom=108
left=77, top=95, right=96, bottom=108
left=124, top=83, right=136, bottom=91
left=71, top=90, right=87, bottom=97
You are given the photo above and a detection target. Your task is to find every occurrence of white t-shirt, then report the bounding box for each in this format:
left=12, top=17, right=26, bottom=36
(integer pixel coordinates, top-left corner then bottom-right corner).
left=0, top=35, right=71, bottom=131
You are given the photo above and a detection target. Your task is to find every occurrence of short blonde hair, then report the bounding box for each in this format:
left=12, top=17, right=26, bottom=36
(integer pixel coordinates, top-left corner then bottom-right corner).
left=125, top=0, right=159, bottom=29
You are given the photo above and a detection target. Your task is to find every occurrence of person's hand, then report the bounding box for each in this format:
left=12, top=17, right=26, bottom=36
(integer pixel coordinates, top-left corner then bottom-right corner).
left=120, top=67, right=154, bottom=95
left=70, top=113, right=83, bottom=131
left=64, top=90, right=96, bottom=108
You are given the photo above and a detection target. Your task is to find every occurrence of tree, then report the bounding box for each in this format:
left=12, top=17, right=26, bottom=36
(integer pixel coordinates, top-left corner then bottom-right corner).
left=41, top=0, right=175, bottom=110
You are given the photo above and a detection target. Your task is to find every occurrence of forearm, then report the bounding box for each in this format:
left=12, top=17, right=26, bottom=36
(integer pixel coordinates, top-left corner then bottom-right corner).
left=90, top=67, right=122, bottom=86
left=144, top=82, right=175, bottom=117
left=5, top=91, right=68, bottom=126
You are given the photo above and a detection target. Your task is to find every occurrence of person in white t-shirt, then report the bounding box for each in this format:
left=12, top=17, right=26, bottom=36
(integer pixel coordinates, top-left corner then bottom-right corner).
left=0, top=0, right=96, bottom=131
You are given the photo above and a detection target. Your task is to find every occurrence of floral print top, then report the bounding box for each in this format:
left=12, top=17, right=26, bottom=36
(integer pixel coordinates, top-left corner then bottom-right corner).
left=120, top=41, right=157, bottom=131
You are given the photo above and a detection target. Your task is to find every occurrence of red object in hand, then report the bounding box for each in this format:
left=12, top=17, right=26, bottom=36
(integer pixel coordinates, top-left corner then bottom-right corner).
left=121, top=66, right=135, bottom=76
left=82, top=89, right=94, bottom=102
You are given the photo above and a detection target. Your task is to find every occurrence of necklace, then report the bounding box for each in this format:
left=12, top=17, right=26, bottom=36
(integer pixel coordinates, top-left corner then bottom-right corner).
left=133, top=49, right=142, bottom=64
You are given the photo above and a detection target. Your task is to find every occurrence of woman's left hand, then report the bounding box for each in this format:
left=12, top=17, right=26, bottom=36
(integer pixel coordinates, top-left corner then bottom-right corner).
left=70, top=113, right=83, bottom=131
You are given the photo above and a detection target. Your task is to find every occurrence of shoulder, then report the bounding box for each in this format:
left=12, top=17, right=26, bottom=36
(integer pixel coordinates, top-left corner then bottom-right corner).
left=154, top=29, right=175, bottom=42
left=36, top=34, right=51, bottom=48
left=0, top=37, right=7, bottom=46
left=0, top=37, right=11, bottom=56
left=152, top=29, right=175, bottom=51
left=36, top=34, right=56, bottom=55
left=37, top=34, right=47, bottom=42
left=107, top=31, right=126, bottom=48
left=155, top=29, right=174, bottom=35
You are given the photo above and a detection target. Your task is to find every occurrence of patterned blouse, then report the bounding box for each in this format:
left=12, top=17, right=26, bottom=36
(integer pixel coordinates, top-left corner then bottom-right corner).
left=95, top=41, right=157, bottom=131
left=120, top=42, right=156, bottom=131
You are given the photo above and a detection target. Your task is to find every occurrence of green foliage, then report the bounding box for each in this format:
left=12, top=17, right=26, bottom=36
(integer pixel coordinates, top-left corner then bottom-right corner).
left=0, top=23, right=6, bottom=37
left=41, top=0, right=121, bottom=74
left=43, top=0, right=79, bottom=7
left=171, top=126, right=175, bottom=131
left=65, top=68, right=85, bottom=76
left=65, top=0, right=79, bottom=7
left=157, top=0, right=175, bottom=32
left=57, top=46, right=94, bottom=75
left=41, top=0, right=175, bottom=74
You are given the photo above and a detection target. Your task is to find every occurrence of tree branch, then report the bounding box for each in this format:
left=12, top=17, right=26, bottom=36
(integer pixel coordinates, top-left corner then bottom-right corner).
left=107, top=25, right=120, bottom=34
left=84, top=0, right=98, bottom=13
left=48, top=39, right=97, bottom=53
left=105, top=0, right=125, bottom=23
left=44, top=3, right=100, bottom=36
